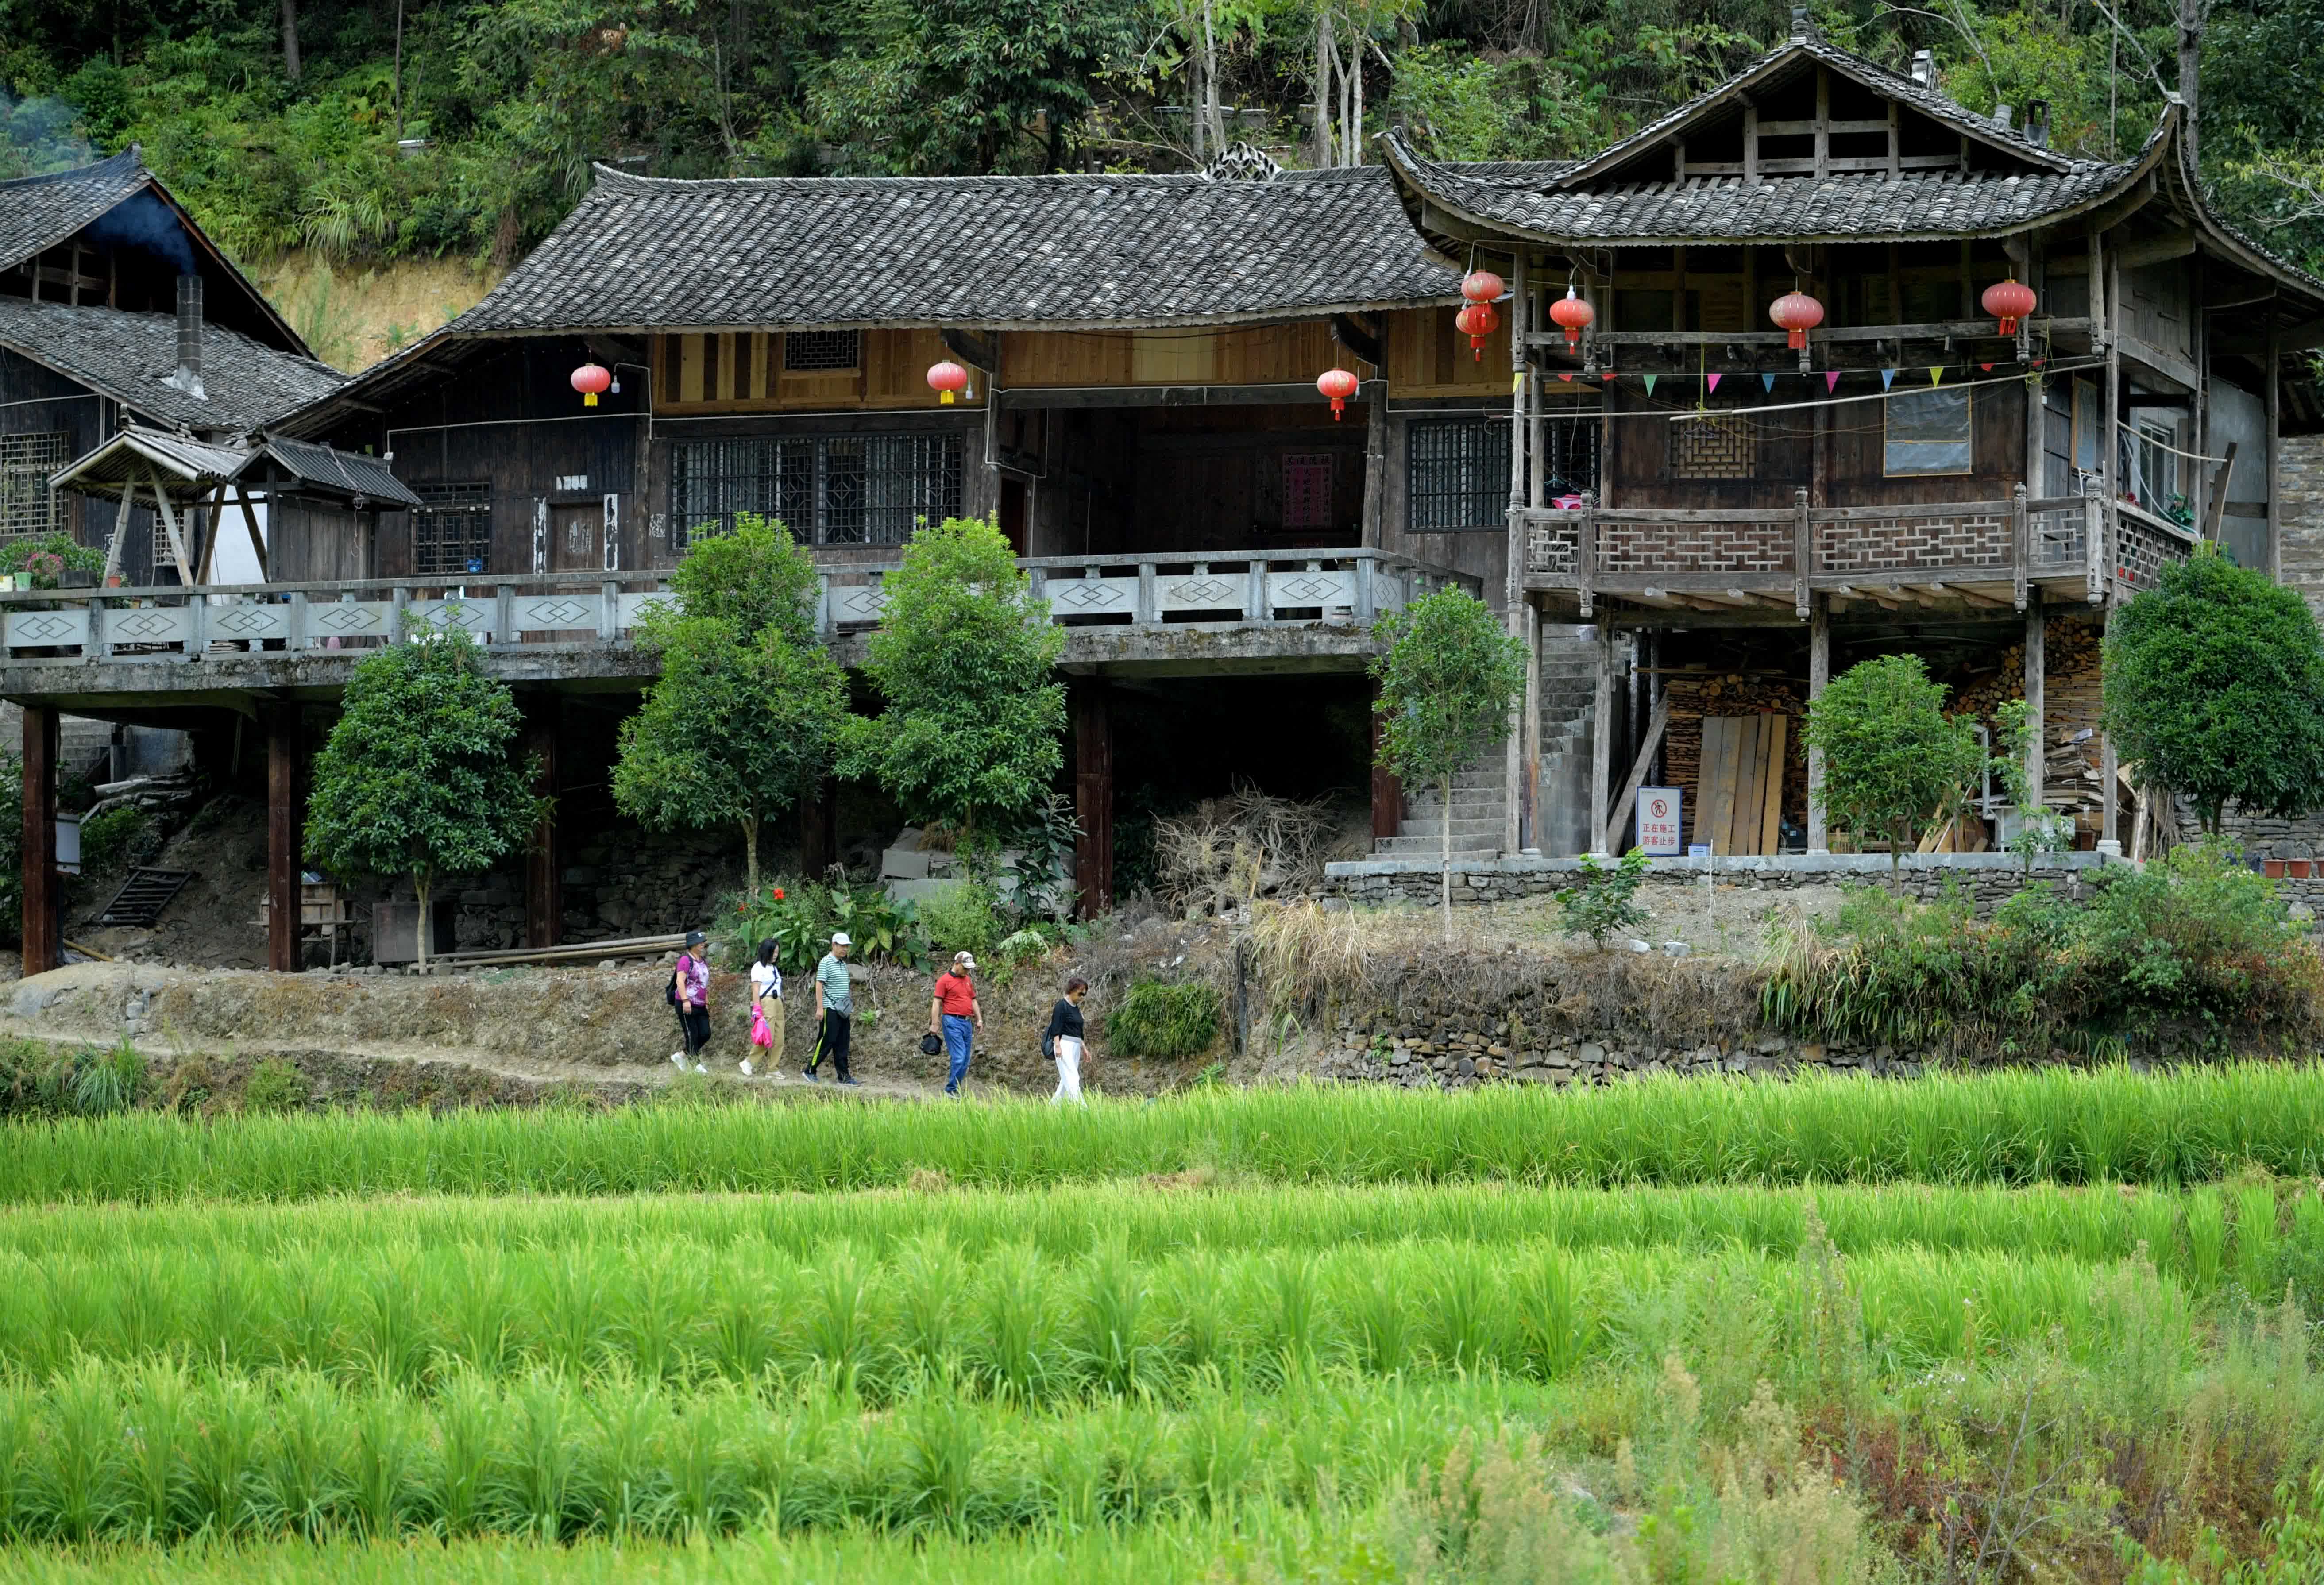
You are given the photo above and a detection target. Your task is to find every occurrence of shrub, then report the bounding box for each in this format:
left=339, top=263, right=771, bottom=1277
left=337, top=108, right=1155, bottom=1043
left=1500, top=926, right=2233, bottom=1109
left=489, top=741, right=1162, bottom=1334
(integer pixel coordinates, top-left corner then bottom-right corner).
left=0, top=532, right=101, bottom=587
left=242, top=1057, right=312, bottom=1115
left=726, top=879, right=930, bottom=974
left=919, top=882, right=1001, bottom=960
left=78, top=805, right=158, bottom=872
left=1107, top=982, right=1220, bottom=1058
left=71, top=1044, right=143, bottom=1116
left=1555, top=848, right=1651, bottom=948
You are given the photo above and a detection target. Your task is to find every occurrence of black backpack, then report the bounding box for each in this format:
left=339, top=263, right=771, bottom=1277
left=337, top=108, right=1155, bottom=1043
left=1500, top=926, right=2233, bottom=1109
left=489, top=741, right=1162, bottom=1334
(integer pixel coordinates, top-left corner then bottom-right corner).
left=666, top=954, right=689, bottom=1008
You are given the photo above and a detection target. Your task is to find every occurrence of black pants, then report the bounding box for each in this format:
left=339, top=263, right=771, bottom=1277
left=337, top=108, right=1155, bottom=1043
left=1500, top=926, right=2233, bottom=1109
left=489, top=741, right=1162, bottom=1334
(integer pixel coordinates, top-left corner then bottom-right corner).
left=809, top=1009, right=852, bottom=1079
left=678, top=1006, right=711, bottom=1057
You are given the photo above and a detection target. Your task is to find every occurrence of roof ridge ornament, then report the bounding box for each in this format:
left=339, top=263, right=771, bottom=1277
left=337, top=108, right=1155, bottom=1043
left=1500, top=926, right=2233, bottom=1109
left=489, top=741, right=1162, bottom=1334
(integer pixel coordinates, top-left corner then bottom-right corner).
left=1202, top=142, right=1282, bottom=182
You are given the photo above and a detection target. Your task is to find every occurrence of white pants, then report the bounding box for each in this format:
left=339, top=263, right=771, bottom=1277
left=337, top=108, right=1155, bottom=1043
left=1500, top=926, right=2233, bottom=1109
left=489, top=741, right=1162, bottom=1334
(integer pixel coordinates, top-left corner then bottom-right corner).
left=1051, top=1036, right=1084, bottom=1104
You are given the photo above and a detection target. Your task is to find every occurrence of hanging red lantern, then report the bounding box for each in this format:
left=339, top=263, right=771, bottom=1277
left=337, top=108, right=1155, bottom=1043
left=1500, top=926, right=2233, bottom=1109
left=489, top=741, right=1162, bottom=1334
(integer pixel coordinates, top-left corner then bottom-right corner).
left=1460, top=269, right=1505, bottom=305
left=1768, top=291, right=1825, bottom=351
left=1548, top=289, right=1594, bottom=350
left=1454, top=301, right=1499, bottom=360
left=571, top=363, right=612, bottom=407
left=926, top=360, right=969, bottom=405
left=1316, top=367, right=1360, bottom=420
left=1981, top=277, right=2038, bottom=337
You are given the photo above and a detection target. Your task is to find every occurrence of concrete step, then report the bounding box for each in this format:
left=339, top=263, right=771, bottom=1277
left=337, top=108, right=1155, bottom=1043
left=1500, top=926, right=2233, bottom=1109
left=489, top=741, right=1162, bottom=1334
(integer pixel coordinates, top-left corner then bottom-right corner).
left=1372, top=837, right=1502, bottom=860
left=1397, top=820, right=1505, bottom=842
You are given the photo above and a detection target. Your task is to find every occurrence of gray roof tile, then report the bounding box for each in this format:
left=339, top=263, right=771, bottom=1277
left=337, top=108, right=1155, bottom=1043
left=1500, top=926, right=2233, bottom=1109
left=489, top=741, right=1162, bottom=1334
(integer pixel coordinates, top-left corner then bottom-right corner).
left=0, top=296, right=344, bottom=432
left=455, top=165, right=1461, bottom=334
left=0, top=149, right=149, bottom=275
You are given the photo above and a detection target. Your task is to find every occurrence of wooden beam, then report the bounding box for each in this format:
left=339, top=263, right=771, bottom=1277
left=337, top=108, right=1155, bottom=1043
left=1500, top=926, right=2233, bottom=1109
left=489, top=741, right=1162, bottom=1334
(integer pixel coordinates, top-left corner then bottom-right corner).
left=2023, top=595, right=2045, bottom=811
left=1329, top=313, right=1382, bottom=368
left=939, top=328, right=1000, bottom=374
left=1806, top=597, right=1829, bottom=852
left=143, top=468, right=193, bottom=583
left=2200, top=439, right=2239, bottom=541
left=2115, top=231, right=2196, bottom=270
left=1601, top=693, right=1673, bottom=855
left=1590, top=612, right=1615, bottom=855
left=2218, top=312, right=2324, bottom=356
left=266, top=702, right=302, bottom=973
left=1074, top=679, right=1114, bottom=917
left=103, top=479, right=134, bottom=583
left=234, top=486, right=269, bottom=580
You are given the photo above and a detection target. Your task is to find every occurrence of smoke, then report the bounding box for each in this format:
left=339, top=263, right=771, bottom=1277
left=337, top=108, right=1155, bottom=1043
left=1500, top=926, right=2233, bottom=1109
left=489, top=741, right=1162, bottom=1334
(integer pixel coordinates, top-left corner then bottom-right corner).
left=0, top=90, right=99, bottom=181
left=86, top=188, right=196, bottom=276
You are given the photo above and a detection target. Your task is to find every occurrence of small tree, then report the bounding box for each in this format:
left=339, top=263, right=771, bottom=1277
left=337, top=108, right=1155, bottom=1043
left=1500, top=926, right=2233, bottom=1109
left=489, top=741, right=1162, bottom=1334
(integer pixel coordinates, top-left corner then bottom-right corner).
left=614, top=516, right=846, bottom=892
left=1799, top=654, right=1985, bottom=893
left=305, top=629, right=540, bottom=968
left=2104, top=543, right=2324, bottom=836
left=840, top=516, right=1066, bottom=872
left=1369, top=588, right=1527, bottom=939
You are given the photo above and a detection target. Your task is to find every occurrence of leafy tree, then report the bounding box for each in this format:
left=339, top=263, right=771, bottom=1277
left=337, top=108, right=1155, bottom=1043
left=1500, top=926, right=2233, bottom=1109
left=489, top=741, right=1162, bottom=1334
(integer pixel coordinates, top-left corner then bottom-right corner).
left=1369, top=588, right=1527, bottom=939
left=1799, top=654, right=1985, bottom=892
left=840, top=516, right=1066, bottom=870
left=304, top=628, right=540, bottom=968
left=614, top=515, right=845, bottom=894
left=2104, top=542, right=2324, bottom=837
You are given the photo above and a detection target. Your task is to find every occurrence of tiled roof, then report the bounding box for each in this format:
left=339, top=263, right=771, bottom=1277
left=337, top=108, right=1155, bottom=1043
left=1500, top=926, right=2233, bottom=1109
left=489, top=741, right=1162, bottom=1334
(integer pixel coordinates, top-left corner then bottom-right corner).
left=253, top=433, right=421, bottom=505
left=0, top=149, right=149, bottom=274
left=0, top=296, right=344, bottom=433
left=453, top=164, right=1462, bottom=334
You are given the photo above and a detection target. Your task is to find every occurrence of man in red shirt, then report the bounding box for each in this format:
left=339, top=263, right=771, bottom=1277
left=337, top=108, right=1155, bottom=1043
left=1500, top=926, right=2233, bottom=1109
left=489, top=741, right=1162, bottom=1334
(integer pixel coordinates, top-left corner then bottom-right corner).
left=930, top=951, right=983, bottom=1096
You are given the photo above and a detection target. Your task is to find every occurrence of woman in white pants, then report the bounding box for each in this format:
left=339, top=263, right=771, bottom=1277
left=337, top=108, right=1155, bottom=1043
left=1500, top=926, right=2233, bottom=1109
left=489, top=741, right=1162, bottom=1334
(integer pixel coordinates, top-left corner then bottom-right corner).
left=1042, top=976, right=1089, bottom=1104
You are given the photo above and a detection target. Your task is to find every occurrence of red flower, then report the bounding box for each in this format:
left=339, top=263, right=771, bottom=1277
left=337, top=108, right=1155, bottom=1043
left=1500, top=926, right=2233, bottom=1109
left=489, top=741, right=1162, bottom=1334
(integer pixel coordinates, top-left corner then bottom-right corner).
left=772, top=888, right=786, bottom=901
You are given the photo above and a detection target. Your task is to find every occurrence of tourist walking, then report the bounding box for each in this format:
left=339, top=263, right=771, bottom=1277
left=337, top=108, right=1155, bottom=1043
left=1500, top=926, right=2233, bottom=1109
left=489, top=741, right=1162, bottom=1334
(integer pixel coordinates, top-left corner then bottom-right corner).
left=1043, top=976, right=1090, bottom=1105
left=806, top=932, right=857, bottom=1085
left=669, top=930, right=712, bottom=1072
left=745, top=936, right=783, bottom=1078
left=930, top=950, right=984, bottom=1096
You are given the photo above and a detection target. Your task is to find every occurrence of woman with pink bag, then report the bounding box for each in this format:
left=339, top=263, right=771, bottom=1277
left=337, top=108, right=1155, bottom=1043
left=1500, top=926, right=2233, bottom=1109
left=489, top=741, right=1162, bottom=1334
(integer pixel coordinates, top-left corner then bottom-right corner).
left=745, top=937, right=784, bottom=1078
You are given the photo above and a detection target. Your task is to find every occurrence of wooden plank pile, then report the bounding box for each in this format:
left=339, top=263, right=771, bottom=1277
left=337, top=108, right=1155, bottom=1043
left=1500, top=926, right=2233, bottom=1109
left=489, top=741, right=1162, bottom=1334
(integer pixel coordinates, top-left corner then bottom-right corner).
left=1661, top=675, right=1806, bottom=848
left=1691, top=713, right=1791, bottom=856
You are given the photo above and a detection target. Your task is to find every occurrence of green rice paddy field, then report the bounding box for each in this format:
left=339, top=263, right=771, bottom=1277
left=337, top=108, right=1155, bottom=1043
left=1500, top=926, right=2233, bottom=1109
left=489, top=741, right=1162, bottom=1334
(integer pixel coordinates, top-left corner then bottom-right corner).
left=7, top=1068, right=2324, bottom=1583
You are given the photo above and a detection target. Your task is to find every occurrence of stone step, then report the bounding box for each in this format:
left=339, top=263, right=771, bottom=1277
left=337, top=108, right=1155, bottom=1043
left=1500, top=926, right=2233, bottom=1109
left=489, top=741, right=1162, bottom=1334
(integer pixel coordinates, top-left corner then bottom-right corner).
left=1371, top=838, right=1502, bottom=860
left=1397, top=820, right=1505, bottom=842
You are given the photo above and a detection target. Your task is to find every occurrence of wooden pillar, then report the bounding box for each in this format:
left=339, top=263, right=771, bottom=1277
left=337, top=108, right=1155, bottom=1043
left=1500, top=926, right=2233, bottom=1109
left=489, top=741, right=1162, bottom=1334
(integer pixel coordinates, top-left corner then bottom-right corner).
left=1071, top=678, right=1113, bottom=918
left=2099, top=728, right=2120, bottom=854
left=1370, top=677, right=1401, bottom=841
left=2023, top=594, right=2046, bottom=810
left=1807, top=597, right=1830, bottom=853
left=1589, top=611, right=1614, bottom=856
left=521, top=694, right=561, bottom=947
left=1519, top=600, right=1541, bottom=854
left=266, top=703, right=302, bottom=973
left=19, top=706, right=57, bottom=976
left=799, top=774, right=839, bottom=881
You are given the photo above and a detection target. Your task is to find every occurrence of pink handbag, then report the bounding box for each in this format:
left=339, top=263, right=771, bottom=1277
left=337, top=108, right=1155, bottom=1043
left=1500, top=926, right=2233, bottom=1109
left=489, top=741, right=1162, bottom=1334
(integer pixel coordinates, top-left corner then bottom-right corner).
left=750, top=1007, right=775, bottom=1049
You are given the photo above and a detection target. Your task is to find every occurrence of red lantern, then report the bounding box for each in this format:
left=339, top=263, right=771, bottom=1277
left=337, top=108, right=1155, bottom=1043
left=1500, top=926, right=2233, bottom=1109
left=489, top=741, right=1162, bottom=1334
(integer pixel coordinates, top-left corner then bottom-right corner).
left=1768, top=291, right=1825, bottom=351
left=1317, top=367, right=1360, bottom=420
left=571, top=363, right=612, bottom=407
left=1454, top=301, right=1499, bottom=360
left=1981, top=277, right=2037, bottom=337
left=1548, top=289, right=1594, bottom=350
left=1461, top=269, right=1505, bottom=305
left=927, top=360, right=969, bottom=405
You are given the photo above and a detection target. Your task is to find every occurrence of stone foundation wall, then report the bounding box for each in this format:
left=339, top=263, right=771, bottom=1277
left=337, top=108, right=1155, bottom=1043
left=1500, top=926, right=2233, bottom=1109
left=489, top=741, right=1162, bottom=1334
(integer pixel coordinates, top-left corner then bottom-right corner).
left=1313, top=1023, right=1925, bottom=1091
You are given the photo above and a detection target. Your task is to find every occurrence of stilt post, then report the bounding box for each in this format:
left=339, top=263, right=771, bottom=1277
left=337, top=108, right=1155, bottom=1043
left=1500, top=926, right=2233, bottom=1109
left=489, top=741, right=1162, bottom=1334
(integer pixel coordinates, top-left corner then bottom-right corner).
left=1807, top=596, right=1830, bottom=853
left=266, top=702, right=302, bottom=973
left=1072, top=679, right=1113, bottom=918
left=521, top=694, right=561, bottom=947
left=20, top=706, right=56, bottom=976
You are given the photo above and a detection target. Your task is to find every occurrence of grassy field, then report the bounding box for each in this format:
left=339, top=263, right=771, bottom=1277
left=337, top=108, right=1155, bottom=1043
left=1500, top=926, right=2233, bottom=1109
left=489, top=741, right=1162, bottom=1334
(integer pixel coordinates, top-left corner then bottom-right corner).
left=6, top=1074, right=2324, bottom=1580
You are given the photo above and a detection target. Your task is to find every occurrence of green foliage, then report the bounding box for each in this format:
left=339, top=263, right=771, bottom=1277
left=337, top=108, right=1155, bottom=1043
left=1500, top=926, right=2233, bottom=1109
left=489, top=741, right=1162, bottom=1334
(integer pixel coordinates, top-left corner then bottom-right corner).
left=1988, top=698, right=2069, bottom=872
left=0, top=1040, right=145, bottom=1118
left=2104, top=544, right=2324, bottom=835
left=242, top=1057, right=312, bottom=1115
left=1799, top=654, right=1985, bottom=888
left=1764, top=844, right=2324, bottom=1055
left=842, top=518, right=1066, bottom=867
left=615, top=517, right=847, bottom=892
left=726, top=878, right=930, bottom=974
left=303, top=629, right=540, bottom=967
left=1554, top=848, right=1652, bottom=949
left=77, top=805, right=158, bottom=873
left=1105, top=980, right=1220, bottom=1058
left=0, top=751, right=20, bottom=945
left=919, top=881, right=1003, bottom=960
left=0, top=531, right=101, bottom=587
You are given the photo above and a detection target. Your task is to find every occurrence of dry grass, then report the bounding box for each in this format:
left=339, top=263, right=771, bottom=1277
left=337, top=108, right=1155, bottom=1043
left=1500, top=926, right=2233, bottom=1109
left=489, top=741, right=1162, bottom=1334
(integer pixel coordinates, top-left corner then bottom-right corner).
left=252, top=252, right=502, bottom=371
left=1154, top=789, right=1339, bottom=916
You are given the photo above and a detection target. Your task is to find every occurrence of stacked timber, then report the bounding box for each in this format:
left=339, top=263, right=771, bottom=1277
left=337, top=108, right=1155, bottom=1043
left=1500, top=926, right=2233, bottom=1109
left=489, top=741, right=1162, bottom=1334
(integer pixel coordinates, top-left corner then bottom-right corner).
left=1946, top=613, right=2107, bottom=841
left=1660, top=675, right=1807, bottom=847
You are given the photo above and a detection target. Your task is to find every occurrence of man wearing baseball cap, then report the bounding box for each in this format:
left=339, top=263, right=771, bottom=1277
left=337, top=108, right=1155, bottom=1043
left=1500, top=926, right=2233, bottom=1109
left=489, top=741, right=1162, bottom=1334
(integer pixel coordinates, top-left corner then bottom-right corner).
left=930, top=949, right=984, bottom=1096
left=805, top=932, right=858, bottom=1085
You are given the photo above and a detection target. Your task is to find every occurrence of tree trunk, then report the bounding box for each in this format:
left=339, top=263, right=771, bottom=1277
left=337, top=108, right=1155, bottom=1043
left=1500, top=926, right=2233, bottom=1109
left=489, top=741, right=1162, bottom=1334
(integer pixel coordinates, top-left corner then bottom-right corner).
left=2177, top=0, right=2202, bottom=172
left=1312, top=11, right=1335, bottom=167
left=413, top=871, right=431, bottom=969
left=1201, top=0, right=1226, bottom=157
left=1440, top=772, right=1453, bottom=943
left=1351, top=35, right=1365, bottom=164
left=280, top=0, right=302, bottom=82
left=1188, top=21, right=1207, bottom=165
left=743, top=814, right=761, bottom=895
left=393, top=0, right=404, bottom=138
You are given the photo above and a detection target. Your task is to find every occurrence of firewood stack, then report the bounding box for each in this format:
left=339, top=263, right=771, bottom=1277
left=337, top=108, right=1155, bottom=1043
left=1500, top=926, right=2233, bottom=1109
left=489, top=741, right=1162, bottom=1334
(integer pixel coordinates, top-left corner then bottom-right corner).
left=1945, top=613, right=2107, bottom=843
left=1660, top=675, right=1808, bottom=839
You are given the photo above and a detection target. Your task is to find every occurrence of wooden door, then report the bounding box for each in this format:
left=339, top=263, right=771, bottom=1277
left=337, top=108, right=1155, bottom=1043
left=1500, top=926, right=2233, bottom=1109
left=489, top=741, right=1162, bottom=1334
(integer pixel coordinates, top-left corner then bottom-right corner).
left=550, top=503, right=602, bottom=573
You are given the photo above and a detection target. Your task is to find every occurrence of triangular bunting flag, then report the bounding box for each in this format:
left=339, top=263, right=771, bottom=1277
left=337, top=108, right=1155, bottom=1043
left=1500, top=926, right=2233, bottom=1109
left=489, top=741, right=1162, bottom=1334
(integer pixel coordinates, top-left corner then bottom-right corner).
left=1826, top=371, right=1841, bottom=393
left=1513, top=372, right=1525, bottom=395
left=1761, top=373, right=1777, bottom=392
left=1979, top=362, right=1993, bottom=372
left=1929, top=367, right=1944, bottom=386
left=1601, top=370, right=1614, bottom=382
left=1643, top=374, right=1658, bottom=396
left=1707, top=373, right=1722, bottom=393
left=1880, top=368, right=1897, bottom=390
left=1559, top=371, right=1573, bottom=382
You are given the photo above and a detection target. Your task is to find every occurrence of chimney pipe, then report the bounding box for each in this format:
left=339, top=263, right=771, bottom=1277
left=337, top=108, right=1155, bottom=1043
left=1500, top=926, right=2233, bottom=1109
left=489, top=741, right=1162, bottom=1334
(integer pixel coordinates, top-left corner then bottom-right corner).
left=1909, top=50, right=1937, bottom=90
left=2025, top=99, right=2050, bottom=146
left=1992, top=102, right=2014, bottom=129
left=168, top=274, right=205, bottom=401
left=1790, top=4, right=1811, bottom=40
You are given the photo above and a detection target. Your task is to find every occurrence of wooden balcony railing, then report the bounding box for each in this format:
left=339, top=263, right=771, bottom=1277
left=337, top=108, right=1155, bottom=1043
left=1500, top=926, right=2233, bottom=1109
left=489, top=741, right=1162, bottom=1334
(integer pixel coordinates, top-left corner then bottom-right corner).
left=1517, top=488, right=2188, bottom=614
left=0, top=549, right=1480, bottom=666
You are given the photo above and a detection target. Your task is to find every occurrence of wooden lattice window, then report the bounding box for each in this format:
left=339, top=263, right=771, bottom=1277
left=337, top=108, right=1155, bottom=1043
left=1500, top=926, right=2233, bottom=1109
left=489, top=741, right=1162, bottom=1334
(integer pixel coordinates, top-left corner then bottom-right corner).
left=783, top=331, right=861, bottom=372
left=669, top=432, right=961, bottom=548
left=413, top=482, right=494, bottom=575
left=1282, top=454, right=1333, bottom=530
left=1670, top=413, right=1756, bottom=479
left=0, top=431, right=69, bottom=537
left=1406, top=418, right=1512, bottom=532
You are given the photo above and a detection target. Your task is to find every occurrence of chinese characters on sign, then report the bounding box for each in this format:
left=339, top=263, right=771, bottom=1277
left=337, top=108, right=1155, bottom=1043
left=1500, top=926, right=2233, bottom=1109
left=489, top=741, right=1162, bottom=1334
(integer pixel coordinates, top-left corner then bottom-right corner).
left=1636, top=788, right=1683, bottom=856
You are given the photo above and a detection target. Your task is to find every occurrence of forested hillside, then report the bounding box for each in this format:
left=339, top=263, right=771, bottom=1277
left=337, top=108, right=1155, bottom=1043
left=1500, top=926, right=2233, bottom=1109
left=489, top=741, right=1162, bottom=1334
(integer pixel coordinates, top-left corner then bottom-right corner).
left=3, top=0, right=2321, bottom=296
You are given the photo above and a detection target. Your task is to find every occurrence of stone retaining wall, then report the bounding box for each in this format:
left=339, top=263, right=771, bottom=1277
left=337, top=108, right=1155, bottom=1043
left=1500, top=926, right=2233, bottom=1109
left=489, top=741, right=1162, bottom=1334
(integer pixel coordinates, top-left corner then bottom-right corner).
left=1312, top=1022, right=1926, bottom=1091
